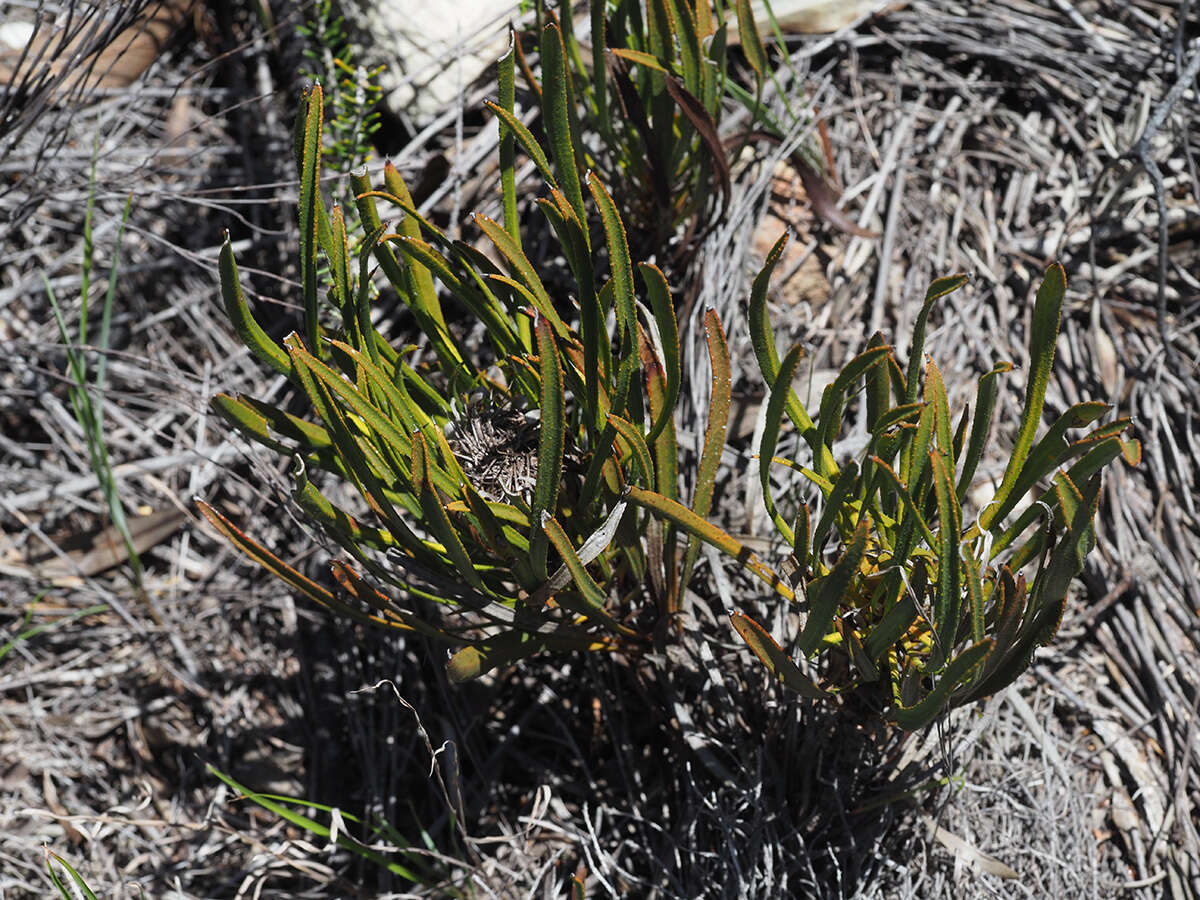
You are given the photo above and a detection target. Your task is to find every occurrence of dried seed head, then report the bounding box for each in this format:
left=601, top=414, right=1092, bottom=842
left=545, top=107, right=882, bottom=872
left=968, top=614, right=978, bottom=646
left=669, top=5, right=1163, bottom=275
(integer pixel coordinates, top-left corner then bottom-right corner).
left=445, top=398, right=540, bottom=502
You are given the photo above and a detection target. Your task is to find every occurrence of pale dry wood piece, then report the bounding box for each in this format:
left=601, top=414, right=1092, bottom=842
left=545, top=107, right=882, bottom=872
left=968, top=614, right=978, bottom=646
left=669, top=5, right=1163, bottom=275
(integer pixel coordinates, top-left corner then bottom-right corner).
left=0, top=0, right=195, bottom=98
left=11, top=508, right=187, bottom=583
left=919, top=814, right=1019, bottom=880
left=734, top=0, right=907, bottom=37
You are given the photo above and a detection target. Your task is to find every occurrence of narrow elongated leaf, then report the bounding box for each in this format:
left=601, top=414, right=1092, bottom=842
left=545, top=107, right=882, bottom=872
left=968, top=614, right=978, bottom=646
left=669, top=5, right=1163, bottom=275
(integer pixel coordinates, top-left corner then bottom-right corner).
left=541, top=513, right=640, bottom=638
left=626, top=486, right=793, bottom=600
left=929, top=449, right=962, bottom=666
left=889, top=640, right=991, bottom=730
left=796, top=516, right=870, bottom=656
left=735, top=0, right=767, bottom=93
left=982, top=264, right=1066, bottom=530
left=218, top=236, right=292, bottom=378
left=905, top=274, right=969, bottom=405
left=541, top=20, right=587, bottom=228
left=607, top=413, right=655, bottom=489
left=497, top=34, right=520, bottom=245
left=925, top=357, right=952, bottom=457
left=810, top=460, right=860, bottom=556
left=986, top=400, right=1109, bottom=529
left=680, top=309, right=731, bottom=591
left=484, top=100, right=558, bottom=188
left=759, top=342, right=806, bottom=544
left=731, top=612, right=825, bottom=698
left=640, top=263, right=679, bottom=443
left=956, top=362, right=1012, bottom=502
left=531, top=314, right=565, bottom=580
left=298, top=84, right=323, bottom=354
left=196, top=500, right=388, bottom=629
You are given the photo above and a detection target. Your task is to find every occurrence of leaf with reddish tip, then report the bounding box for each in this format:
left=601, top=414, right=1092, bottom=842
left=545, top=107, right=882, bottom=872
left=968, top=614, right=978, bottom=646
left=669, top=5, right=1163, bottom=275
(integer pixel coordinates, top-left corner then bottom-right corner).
left=731, top=612, right=825, bottom=698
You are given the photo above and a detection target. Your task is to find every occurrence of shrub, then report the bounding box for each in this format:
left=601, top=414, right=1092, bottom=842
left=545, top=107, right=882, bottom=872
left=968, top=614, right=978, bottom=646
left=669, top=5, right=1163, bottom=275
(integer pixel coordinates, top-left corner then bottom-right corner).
left=200, top=14, right=1135, bottom=731
left=687, top=246, right=1140, bottom=728
left=199, top=68, right=731, bottom=679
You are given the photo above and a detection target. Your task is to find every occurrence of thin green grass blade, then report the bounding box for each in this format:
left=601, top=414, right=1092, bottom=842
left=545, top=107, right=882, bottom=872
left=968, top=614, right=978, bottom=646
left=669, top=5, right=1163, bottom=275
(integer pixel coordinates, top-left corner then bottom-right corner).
left=45, top=851, right=99, bottom=900
left=207, top=764, right=429, bottom=883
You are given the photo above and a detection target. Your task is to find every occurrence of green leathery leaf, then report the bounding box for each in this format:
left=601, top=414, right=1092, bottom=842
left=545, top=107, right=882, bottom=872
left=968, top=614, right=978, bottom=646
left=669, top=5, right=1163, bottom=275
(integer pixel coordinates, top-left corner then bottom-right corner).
left=352, top=170, right=411, bottom=325
left=862, top=594, right=918, bottom=661
left=869, top=456, right=936, bottom=548
left=639, top=324, right=678, bottom=501
left=238, top=394, right=332, bottom=450
left=759, top=342, right=806, bottom=544
left=986, top=400, right=1109, bottom=529
left=925, top=356, right=952, bottom=457
left=626, top=486, right=794, bottom=601
left=475, top=214, right=568, bottom=336
left=298, top=83, right=323, bottom=355
left=905, top=273, right=969, bottom=405
left=982, top=264, right=1066, bottom=531
left=963, top=555, right=986, bottom=646
left=889, top=640, right=991, bottom=730
left=541, top=19, right=587, bottom=228
left=735, top=0, right=767, bottom=93
left=810, top=460, right=860, bottom=556
left=865, top=332, right=891, bottom=431
left=497, top=34, right=520, bottom=245
left=484, top=100, right=559, bottom=189
left=531, top=313, right=565, bottom=580
left=957, top=361, right=1012, bottom=503
left=992, top=432, right=1126, bottom=562
left=749, top=233, right=816, bottom=435
left=839, top=619, right=879, bottom=681
left=680, top=308, right=731, bottom=591
left=609, top=47, right=669, bottom=73
left=930, top=449, right=962, bottom=665
left=796, top=515, right=870, bottom=657
left=814, top=345, right=892, bottom=455
left=730, top=612, right=825, bottom=698
left=328, top=203, right=351, bottom=316
left=292, top=457, right=396, bottom=553
left=218, top=236, right=292, bottom=379
left=640, top=263, right=679, bottom=444
left=541, top=513, right=640, bottom=639
left=607, top=413, right=655, bottom=489
left=211, top=393, right=293, bottom=457
left=382, top=162, right=445, bottom=324
left=588, top=174, right=637, bottom=340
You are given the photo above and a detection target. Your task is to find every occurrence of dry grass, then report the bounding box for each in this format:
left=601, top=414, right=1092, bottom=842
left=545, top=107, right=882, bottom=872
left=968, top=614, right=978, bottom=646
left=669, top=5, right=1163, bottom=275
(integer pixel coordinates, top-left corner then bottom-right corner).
left=1, top=0, right=1197, bottom=897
